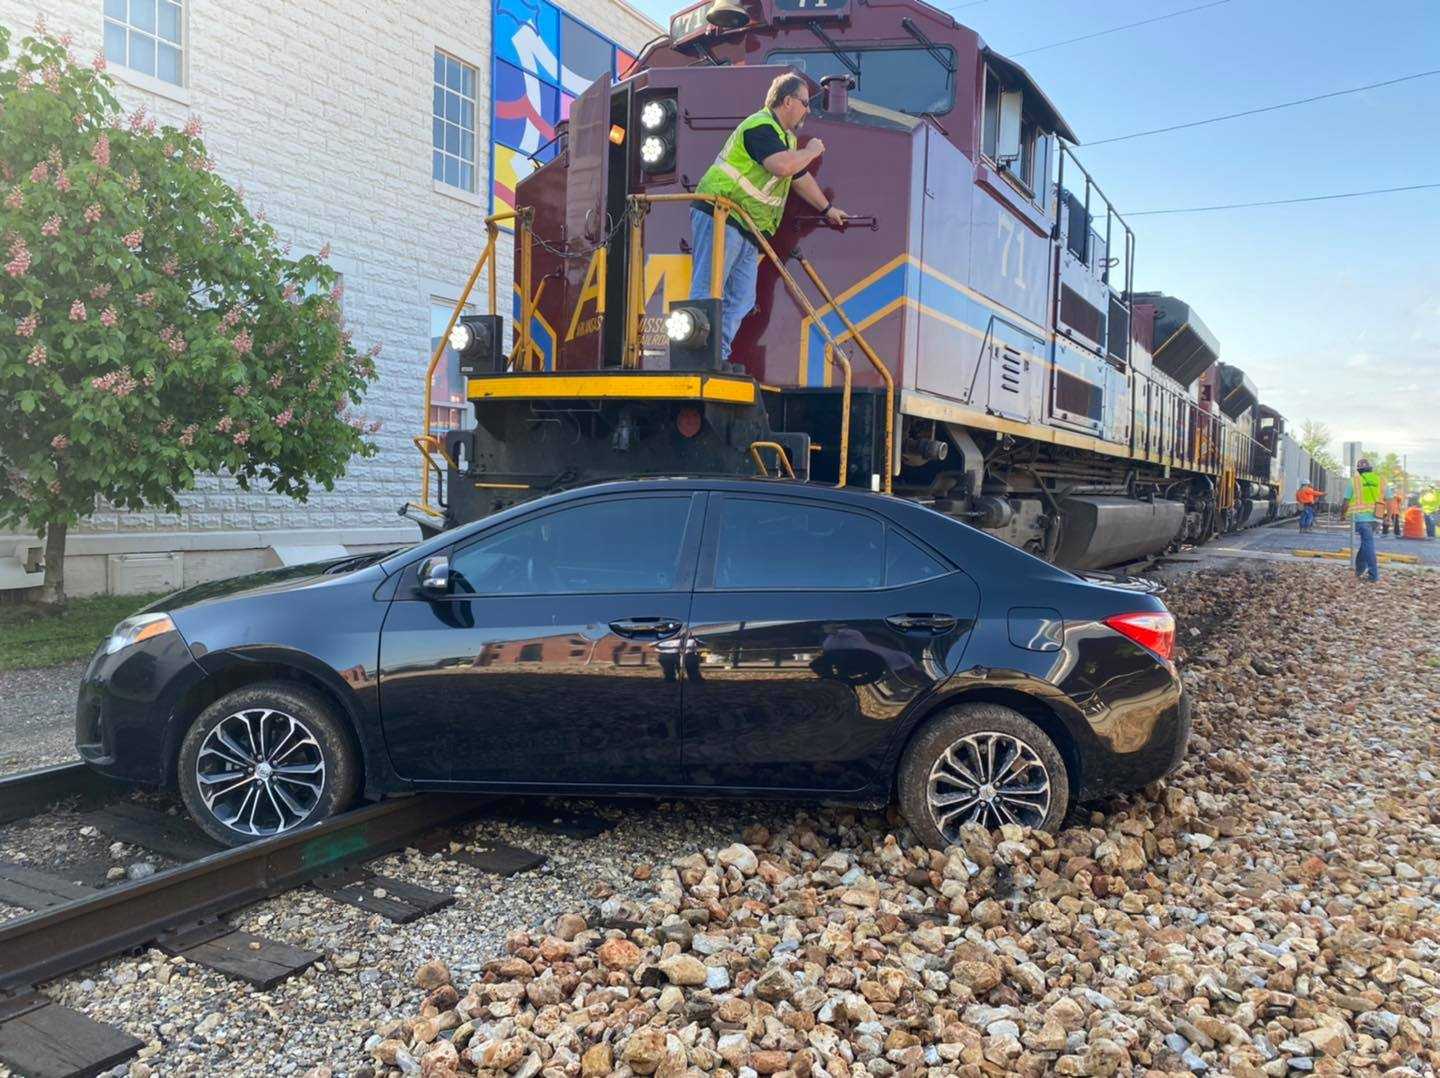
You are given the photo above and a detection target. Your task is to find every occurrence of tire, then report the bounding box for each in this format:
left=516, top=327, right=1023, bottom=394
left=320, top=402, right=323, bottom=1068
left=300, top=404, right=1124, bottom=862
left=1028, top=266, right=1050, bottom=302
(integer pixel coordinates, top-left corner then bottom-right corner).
left=898, top=702, right=1070, bottom=846
left=178, top=681, right=359, bottom=847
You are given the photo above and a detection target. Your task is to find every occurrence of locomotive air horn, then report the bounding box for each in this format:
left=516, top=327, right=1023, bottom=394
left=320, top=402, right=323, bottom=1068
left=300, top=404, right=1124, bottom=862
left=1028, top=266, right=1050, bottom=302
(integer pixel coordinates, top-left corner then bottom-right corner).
left=705, top=0, right=751, bottom=30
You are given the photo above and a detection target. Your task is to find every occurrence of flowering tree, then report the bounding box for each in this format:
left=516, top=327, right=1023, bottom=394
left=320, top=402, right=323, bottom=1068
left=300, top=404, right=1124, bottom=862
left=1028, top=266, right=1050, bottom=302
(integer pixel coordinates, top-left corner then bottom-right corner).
left=1, top=23, right=379, bottom=605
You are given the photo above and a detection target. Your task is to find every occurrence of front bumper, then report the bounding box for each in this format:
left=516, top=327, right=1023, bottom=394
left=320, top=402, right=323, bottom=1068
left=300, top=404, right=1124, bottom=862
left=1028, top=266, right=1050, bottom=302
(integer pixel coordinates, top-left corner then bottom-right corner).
left=76, top=629, right=210, bottom=787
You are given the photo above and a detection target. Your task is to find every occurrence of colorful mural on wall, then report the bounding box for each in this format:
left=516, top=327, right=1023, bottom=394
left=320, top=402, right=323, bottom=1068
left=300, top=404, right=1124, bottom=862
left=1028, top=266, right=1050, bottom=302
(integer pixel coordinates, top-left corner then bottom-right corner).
left=490, top=0, right=637, bottom=223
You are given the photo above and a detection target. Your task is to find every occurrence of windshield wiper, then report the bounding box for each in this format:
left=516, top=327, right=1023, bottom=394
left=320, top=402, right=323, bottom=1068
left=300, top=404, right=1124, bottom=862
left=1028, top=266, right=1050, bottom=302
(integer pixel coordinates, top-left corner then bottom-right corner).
left=807, top=21, right=860, bottom=78
left=900, top=18, right=956, bottom=72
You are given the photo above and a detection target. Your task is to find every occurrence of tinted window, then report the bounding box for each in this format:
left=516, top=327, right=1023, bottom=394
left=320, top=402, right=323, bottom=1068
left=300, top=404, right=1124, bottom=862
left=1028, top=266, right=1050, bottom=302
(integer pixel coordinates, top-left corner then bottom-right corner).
left=767, top=47, right=955, bottom=116
left=449, top=497, right=690, bottom=596
left=714, top=498, right=884, bottom=589
left=885, top=529, right=949, bottom=586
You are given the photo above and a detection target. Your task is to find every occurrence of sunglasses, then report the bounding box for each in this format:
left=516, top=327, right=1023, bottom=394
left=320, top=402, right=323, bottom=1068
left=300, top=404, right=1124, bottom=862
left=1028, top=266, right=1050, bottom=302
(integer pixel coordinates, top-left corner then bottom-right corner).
left=791, top=94, right=811, bottom=108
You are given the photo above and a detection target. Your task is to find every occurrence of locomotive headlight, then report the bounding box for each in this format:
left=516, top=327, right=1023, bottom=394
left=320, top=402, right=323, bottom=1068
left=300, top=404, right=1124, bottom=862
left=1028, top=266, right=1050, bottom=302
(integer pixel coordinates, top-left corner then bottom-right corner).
left=640, top=135, right=671, bottom=168
left=640, top=98, right=675, bottom=131
left=447, top=322, right=474, bottom=353
left=665, top=305, right=709, bottom=347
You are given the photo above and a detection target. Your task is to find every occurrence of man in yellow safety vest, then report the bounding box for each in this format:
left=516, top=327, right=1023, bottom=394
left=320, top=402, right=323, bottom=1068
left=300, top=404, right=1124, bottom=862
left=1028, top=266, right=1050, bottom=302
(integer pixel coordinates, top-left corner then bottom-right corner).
left=1341, top=457, right=1383, bottom=582
left=690, top=72, right=849, bottom=362
left=1421, top=486, right=1440, bottom=539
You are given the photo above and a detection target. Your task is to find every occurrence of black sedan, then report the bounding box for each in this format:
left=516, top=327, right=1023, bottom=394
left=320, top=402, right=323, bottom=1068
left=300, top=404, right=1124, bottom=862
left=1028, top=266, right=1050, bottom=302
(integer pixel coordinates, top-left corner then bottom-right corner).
left=77, top=478, right=1190, bottom=847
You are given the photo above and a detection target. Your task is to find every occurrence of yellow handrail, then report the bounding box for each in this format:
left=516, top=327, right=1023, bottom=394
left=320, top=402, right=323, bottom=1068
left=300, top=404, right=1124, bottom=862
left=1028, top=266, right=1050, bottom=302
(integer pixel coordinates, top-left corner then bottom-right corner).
left=624, top=203, right=646, bottom=369
left=748, top=440, right=796, bottom=479
left=628, top=192, right=871, bottom=490
left=795, top=254, right=893, bottom=493
left=417, top=209, right=524, bottom=518
left=825, top=341, right=852, bottom=488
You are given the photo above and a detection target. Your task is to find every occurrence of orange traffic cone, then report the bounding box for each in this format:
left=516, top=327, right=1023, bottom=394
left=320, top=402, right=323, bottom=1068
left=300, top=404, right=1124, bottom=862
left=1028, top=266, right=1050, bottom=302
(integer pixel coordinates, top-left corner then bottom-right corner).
left=1402, top=506, right=1425, bottom=539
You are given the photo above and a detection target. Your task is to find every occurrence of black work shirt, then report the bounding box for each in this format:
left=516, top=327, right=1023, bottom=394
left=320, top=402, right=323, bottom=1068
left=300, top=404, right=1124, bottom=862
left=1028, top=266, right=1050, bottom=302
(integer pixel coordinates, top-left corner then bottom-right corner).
left=694, top=115, right=805, bottom=247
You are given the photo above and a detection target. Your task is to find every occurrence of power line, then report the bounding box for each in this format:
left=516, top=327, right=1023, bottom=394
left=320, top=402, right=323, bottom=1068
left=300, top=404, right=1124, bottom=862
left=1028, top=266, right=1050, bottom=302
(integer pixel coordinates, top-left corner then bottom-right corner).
left=1128, top=183, right=1440, bottom=216
left=1087, top=68, right=1440, bottom=146
left=1013, top=0, right=1231, bottom=57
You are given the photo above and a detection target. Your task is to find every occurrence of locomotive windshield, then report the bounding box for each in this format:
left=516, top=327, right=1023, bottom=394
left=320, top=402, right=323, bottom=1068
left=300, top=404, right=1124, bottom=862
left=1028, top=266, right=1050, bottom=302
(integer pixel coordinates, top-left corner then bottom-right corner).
left=765, top=46, right=956, bottom=115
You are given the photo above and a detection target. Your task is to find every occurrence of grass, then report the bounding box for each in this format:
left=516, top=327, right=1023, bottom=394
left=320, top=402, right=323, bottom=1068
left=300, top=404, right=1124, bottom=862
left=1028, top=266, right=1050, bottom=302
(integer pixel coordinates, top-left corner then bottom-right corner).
left=0, top=592, right=169, bottom=672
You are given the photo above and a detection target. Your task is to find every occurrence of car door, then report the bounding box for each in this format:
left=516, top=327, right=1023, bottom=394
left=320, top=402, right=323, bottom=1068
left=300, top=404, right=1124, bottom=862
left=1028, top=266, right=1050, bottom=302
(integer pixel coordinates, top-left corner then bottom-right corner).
left=682, top=493, right=980, bottom=793
left=377, top=492, right=704, bottom=784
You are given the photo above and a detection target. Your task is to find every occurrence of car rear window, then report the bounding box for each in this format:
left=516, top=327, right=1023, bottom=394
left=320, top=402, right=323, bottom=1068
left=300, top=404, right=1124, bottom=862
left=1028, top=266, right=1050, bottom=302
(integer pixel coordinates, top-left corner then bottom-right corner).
left=885, top=529, right=949, bottom=586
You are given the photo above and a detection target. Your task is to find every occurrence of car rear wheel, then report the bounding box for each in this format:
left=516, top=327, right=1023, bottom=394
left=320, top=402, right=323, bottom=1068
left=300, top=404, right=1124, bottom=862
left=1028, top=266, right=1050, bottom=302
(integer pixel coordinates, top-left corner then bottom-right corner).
left=178, top=682, right=359, bottom=847
left=898, top=702, right=1069, bottom=845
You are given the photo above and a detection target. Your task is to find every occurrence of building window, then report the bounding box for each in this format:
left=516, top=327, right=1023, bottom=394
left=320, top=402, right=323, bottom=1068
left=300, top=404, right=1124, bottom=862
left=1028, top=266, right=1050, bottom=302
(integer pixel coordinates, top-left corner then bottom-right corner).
left=433, top=50, right=478, bottom=192
left=104, top=0, right=184, bottom=86
left=430, top=302, right=471, bottom=433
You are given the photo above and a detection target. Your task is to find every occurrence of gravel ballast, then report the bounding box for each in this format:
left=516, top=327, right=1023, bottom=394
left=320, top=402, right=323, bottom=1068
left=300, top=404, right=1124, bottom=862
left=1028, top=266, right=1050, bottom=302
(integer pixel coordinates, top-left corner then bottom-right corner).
left=2, top=562, right=1436, bottom=1078
left=0, top=659, right=85, bottom=776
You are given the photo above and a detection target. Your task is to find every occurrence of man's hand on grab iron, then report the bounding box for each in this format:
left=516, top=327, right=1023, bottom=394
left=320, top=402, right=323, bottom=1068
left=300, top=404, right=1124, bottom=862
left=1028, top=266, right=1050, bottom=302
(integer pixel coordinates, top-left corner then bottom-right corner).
left=805, top=138, right=827, bottom=160
left=825, top=206, right=850, bottom=227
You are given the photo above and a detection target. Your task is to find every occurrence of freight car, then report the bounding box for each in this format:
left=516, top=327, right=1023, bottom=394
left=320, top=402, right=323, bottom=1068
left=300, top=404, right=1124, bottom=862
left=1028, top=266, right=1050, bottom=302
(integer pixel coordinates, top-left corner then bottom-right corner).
left=405, top=0, right=1312, bottom=568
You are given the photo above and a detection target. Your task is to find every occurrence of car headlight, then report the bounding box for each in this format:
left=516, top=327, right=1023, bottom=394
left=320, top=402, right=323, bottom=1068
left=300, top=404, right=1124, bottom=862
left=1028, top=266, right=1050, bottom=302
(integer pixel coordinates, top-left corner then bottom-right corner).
left=104, top=612, right=177, bottom=655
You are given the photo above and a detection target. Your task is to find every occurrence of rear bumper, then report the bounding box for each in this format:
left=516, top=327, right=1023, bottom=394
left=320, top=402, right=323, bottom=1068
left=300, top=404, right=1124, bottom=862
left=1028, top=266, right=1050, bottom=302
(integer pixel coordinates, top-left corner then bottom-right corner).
left=1074, top=679, right=1192, bottom=801
left=76, top=631, right=210, bottom=787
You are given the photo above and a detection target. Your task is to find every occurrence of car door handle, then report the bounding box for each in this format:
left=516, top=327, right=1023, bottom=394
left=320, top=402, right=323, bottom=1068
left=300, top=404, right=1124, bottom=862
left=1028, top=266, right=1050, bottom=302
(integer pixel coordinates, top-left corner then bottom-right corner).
left=886, top=613, right=957, bottom=634
left=609, top=617, right=684, bottom=639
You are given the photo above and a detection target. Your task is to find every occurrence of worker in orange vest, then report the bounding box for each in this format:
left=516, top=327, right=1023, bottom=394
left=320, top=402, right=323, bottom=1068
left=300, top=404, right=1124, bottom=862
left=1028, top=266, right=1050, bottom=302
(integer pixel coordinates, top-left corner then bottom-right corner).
left=1296, top=482, right=1320, bottom=532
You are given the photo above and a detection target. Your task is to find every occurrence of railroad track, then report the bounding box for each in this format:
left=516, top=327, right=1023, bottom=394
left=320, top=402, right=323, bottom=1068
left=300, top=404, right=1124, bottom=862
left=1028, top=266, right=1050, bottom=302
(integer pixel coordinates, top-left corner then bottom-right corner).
left=0, top=764, right=588, bottom=1078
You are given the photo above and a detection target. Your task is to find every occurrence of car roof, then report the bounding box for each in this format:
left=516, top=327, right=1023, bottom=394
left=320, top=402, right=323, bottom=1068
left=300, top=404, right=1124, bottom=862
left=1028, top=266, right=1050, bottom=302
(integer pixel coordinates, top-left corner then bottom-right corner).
left=548, top=476, right=903, bottom=509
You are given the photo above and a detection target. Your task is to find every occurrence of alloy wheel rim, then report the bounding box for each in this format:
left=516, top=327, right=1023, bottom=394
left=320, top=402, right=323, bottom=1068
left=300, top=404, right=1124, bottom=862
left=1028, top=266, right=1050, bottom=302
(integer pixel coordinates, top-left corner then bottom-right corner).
left=195, top=708, right=325, bottom=837
left=926, top=731, right=1052, bottom=840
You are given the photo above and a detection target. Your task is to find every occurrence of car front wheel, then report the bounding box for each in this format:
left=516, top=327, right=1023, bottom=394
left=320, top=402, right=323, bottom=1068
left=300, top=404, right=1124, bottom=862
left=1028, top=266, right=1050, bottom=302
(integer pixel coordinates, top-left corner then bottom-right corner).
left=178, top=682, right=359, bottom=847
left=898, top=702, right=1070, bottom=845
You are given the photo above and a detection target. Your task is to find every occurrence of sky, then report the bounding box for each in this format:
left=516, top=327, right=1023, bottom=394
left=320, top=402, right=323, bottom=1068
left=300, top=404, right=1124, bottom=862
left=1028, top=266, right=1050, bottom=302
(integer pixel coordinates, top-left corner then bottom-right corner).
left=626, top=0, right=1440, bottom=475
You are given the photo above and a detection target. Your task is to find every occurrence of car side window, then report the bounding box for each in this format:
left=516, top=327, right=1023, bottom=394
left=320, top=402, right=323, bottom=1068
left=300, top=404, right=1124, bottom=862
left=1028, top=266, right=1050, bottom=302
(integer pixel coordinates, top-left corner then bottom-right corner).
left=714, top=498, right=884, bottom=590
left=885, top=528, right=949, bottom=587
left=448, top=497, right=691, bottom=596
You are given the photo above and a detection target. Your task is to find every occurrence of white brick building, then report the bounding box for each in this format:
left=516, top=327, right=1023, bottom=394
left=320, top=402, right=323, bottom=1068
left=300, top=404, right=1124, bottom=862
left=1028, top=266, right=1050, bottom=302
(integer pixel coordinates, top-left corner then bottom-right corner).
left=0, top=0, right=659, bottom=595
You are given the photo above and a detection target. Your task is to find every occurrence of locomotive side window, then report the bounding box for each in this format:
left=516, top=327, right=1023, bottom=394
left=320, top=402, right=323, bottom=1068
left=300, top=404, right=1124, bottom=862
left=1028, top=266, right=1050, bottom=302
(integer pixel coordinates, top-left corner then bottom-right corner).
left=981, top=64, right=1051, bottom=203
left=765, top=47, right=955, bottom=116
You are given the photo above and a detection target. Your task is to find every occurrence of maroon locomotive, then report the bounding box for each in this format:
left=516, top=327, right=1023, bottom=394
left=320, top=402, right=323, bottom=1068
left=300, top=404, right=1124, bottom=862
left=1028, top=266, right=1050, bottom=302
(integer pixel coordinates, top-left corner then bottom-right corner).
left=410, top=0, right=1298, bottom=568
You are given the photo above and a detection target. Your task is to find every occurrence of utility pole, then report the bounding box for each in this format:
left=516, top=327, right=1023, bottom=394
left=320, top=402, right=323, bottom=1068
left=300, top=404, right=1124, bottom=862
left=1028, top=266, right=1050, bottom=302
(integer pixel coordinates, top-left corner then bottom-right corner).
left=1344, top=441, right=1361, bottom=570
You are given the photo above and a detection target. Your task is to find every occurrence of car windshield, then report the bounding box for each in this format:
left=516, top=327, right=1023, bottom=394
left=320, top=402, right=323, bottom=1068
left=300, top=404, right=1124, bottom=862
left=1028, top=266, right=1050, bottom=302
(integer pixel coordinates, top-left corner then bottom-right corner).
left=324, top=549, right=406, bottom=575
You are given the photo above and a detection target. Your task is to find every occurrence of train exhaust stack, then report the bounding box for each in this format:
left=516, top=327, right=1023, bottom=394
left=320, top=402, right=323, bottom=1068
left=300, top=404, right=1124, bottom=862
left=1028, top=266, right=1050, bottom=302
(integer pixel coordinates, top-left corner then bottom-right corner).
left=405, top=0, right=1339, bottom=567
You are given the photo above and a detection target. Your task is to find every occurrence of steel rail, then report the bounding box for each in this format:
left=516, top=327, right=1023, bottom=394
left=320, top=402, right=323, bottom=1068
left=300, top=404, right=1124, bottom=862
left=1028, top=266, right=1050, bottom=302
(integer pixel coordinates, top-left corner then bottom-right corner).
left=0, top=762, right=126, bottom=826
left=0, top=794, right=487, bottom=992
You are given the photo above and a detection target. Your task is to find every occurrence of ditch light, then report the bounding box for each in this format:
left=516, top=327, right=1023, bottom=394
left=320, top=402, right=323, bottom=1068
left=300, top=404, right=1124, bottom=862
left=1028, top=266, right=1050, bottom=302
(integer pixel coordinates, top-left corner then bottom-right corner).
left=447, top=314, right=505, bottom=375
left=665, top=299, right=722, bottom=371
left=637, top=93, right=678, bottom=173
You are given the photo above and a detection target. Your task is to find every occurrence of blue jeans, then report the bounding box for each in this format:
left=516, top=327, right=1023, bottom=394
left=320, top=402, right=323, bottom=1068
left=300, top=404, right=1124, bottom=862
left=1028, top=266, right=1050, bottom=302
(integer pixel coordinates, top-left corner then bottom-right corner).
left=1299, top=505, right=1315, bottom=530
left=1354, top=520, right=1379, bottom=581
left=1426, top=512, right=1436, bottom=539
left=689, top=208, right=760, bottom=361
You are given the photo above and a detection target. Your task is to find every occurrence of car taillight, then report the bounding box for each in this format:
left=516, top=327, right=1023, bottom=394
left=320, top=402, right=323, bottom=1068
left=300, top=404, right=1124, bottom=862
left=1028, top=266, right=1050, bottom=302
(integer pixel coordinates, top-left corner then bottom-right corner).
left=1103, top=611, right=1175, bottom=661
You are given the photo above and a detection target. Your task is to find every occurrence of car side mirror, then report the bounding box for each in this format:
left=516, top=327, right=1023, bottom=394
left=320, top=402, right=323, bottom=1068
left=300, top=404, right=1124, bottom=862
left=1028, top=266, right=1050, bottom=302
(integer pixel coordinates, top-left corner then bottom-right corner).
left=418, top=555, right=451, bottom=597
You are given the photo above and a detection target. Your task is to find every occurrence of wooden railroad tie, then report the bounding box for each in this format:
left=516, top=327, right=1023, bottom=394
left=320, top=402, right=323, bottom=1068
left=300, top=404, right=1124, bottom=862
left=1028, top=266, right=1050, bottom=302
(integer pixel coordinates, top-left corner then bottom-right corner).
left=313, top=866, right=456, bottom=923
left=0, top=993, right=142, bottom=1078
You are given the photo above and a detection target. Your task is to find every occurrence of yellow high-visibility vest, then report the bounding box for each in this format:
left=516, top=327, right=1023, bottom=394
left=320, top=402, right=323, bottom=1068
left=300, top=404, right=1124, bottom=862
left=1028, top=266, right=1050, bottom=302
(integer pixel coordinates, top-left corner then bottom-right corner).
left=695, top=110, right=796, bottom=237
left=1350, top=472, right=1383, bottom=516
